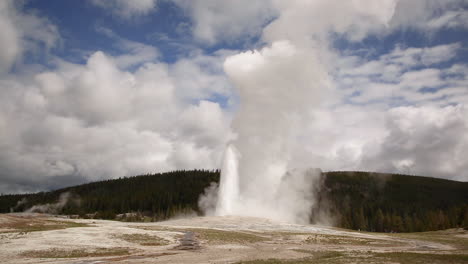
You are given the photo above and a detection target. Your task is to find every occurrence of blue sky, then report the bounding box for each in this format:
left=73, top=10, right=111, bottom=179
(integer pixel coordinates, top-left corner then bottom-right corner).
left=1, top=0, right=468, bottom=193
left=23, top=1, right=468, bottom=62
left=25, top=0, right=191, bottom=63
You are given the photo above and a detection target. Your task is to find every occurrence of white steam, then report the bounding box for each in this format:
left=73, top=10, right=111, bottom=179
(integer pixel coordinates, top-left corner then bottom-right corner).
left=25, top=192, right=77, bottom=214
left=198, top=181, right=218, bottom=216
left=215, top=41, right=327, bottom=223
left=10, top=197, right=27, bottom=213
left=212, top=1, right=399, bottom=223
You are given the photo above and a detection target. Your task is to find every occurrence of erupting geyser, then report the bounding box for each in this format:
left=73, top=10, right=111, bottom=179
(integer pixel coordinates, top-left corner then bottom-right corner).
left=212, top=1, right=399, bottom=224
left=216, top=144, right=240, bottom=216
left=214, top=41, right=328, bottom=223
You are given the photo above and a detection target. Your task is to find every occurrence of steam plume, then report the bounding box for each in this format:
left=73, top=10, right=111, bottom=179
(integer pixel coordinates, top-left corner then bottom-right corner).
left=215, top=41, right=327, bottom=223
left=214, top=1, right=398, bottom=223
left=25, top=192, right=78, bottom=214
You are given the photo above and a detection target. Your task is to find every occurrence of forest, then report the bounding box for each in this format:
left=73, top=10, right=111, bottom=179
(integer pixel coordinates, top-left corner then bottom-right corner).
left=0, top=170, right=467, bottom=233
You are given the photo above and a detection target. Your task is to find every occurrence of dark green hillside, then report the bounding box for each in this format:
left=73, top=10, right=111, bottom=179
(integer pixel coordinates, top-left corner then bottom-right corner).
left=1, top=170, right=219, bottom=220
left=316, top=172, right=468, bottom=232
left=0, top=170, right=466, bottom=232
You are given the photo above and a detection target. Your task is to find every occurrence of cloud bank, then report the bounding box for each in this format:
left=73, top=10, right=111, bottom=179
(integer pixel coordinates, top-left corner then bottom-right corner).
left=1, top=0, right=467, bottom=194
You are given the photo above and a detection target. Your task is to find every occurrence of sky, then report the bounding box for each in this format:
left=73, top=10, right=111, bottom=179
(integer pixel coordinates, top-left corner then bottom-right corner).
left=1, top=0, right=468, bottom=194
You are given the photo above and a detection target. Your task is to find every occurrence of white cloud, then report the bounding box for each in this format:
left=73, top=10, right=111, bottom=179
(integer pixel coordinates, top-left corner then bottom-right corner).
left=173, top=0, right=277, bottom=45
left=0, top=1, right=20, bottom=73
left=390, top=0, right=468, bottom=31
left=0, top=0, right=59, bottom=74
left=0, top=46, right=233, bottom=193
left=178, top=100, right=232, bottom=148
left=262, top=0, right=397, bottom=44
left=382, top=43, right=461, bottom=68
left=170, top=50, right=234, bottom=101
left=95, top=27, right=160, bottom=69
left=335, top=43, right=466, bottom=106
left=282, top=104, right=468, bottom=182
left=175, top=0, right=467, bottom=46
left=91, top=0, right=158, bottom=19
left=340, top=43, right=461, bottom=79
left=361, top=106, right=468, bottom=181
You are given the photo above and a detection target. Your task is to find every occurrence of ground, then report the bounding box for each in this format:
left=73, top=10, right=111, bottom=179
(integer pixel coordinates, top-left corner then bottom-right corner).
left=0, top=213, right=466, bottom=263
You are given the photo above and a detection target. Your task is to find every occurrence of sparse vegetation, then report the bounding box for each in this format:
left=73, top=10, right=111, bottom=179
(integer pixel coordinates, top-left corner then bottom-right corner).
left=0, top=218, right=89, bottom=233
left=187, top=228, right=267, bottom=244
left=374, top=252, right=468, bottom=264
left=389, top=228, right=468, bottom=250
left=236, top=251, right=345, bottom=264
left=141, top=226, right=266, bottom=244
left=116, top=233, right=169, bottom=246
left=22, top=247, right=130, bottom=258
left=135, top=225, right=266, bottom=244
left=303, top=233, right=401, bottom=247
left=237, top=251, right=468, bottom=264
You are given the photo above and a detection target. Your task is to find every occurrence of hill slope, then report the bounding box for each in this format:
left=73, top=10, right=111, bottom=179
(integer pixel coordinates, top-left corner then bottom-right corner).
left=0, top=170, right=467, bottom=232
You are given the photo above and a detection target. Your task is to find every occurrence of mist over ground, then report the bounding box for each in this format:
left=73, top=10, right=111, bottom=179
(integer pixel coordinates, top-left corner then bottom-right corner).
left=0, top=0, right=468, bottom=194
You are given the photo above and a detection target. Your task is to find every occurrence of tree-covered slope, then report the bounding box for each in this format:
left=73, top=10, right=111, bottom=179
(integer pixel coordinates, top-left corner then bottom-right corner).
left=317, top=171, right=468, bottom=232
left=0, top=170, right=466, bottom=232
left=1, top=170, right=219, bottom=220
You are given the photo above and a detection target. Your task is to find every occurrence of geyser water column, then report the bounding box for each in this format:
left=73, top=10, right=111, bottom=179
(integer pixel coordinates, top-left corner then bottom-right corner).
left=216, top=144, right=240, bottom=215
left=215, top=41, right=328, bottom=223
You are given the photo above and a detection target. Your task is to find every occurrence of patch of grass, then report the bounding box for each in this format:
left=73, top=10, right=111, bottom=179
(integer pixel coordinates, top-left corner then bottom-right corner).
left=390, top=229, right=468, bottom=250
left=237, top=251, right=468, bottom=264
left=22, top=247, right=130, bottom=258
left=375, top=252, right=468, bottom=264
left=134, top=225, right=176, bottom=232
left=116, top=233, right=169, bottom=246
left=267, top=231, right=403, bottom=247
left=186, top=228, right=267, bottom=244
left=236, top=259, right=292, bottom=264
left=135, top=226, right=266, bottom=244
left=236, top=251, right=345, bottom=264
left=302, top=233, right=401, bottom=247
left=1, top=220, right=89, bottom=233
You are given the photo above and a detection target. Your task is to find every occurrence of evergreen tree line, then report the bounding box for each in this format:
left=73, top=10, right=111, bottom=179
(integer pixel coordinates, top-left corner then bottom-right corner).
left=0, top=170, right=466, bottom=232
left=313, top=171, right=468, bottom=232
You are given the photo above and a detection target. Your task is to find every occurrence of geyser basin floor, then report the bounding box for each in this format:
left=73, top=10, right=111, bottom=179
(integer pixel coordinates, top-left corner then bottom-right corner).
left=0, top=214, right=466, bottom=264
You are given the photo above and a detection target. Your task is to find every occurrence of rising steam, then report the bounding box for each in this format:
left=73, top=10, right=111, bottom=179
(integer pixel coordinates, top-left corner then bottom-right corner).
left=25, top=192, right=79, bottom=214
left=215, top=41, right=327, bottom=224
left=210, top=1, right=398, bottom=224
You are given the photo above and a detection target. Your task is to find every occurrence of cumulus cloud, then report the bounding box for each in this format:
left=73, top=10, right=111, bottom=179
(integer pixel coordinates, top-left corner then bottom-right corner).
left=0, top=47, right=233, bottom=193
left=0, top=50, right=232, bottom=193
left=91, top=0, right=158, bottom=19
left=281, top=104, right=468, bottom=183
left=173, top=0, right=277, bottom=45
left=390, top=0, right=468, bottom=31
left=262, top=0, right=397, bottom=44
left=95, top=26, right=160, bottom=69
left=2, top=0, right=468, bottom=195
left=334, top=42, right=466, bottom=106
left=0, top=0, right=58, bottom=74
left=169, top=50, right=234, bottom=101
left=0, top=0, right=233, bottom=195
left=361, top=106, right=468, bottom=181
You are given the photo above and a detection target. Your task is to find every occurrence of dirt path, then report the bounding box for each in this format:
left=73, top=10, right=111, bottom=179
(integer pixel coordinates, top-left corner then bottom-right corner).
left=0, top=214, right=465, bottom=264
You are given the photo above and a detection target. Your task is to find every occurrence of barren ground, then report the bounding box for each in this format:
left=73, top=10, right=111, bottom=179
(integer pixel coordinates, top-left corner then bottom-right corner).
left=0, top=213, right=467, bottom=263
